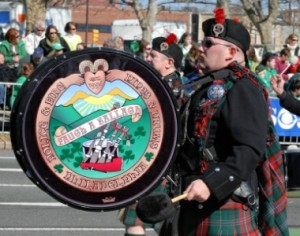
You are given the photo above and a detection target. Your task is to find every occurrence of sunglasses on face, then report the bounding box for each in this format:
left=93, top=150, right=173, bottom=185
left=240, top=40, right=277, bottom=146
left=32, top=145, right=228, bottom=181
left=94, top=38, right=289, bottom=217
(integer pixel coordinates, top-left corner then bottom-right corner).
left=200, top=38, right=231, bottom=49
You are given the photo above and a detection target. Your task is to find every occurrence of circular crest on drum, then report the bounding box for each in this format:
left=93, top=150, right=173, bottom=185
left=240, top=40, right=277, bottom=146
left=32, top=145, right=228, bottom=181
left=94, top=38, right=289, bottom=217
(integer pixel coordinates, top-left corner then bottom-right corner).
left=11, top=48, right=180, bottom=211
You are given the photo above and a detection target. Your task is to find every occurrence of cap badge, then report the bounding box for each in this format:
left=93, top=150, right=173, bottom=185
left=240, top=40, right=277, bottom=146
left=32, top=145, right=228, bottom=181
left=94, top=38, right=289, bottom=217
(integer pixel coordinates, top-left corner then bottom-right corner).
left=207, top=84, right=225, bottom=100
left=160, top=42, right=169, bottom=52
left=213, top=23, right=224, bottom=37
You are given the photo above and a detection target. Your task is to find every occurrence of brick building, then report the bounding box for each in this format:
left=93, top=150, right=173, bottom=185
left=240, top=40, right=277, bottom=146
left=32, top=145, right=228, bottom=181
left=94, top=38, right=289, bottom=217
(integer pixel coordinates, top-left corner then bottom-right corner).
left=72, top=0, right=192, bottom=46
left=63, top=1, right=300, bottom=51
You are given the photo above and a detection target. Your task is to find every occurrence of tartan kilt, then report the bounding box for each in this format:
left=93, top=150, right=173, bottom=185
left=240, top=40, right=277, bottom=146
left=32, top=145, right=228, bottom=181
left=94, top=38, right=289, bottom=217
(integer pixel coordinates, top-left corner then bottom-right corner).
left=178, top=197, right=260, bottom=236
left=119, top=182, right=168, bottom=233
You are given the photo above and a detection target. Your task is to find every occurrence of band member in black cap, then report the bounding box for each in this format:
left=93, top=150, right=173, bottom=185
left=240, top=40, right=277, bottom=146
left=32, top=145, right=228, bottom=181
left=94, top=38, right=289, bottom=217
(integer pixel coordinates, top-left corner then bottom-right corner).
left=176, top=8, right=288, bottom=235
left=120, top=34, right=185, bottom=236
left=146, top=34, right=184, bottom=105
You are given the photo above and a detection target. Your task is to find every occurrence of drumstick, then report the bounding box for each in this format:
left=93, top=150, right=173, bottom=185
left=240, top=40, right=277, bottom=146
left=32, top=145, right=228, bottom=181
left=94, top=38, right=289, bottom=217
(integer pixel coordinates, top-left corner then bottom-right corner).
left=171, top=192, right=188, bottom=203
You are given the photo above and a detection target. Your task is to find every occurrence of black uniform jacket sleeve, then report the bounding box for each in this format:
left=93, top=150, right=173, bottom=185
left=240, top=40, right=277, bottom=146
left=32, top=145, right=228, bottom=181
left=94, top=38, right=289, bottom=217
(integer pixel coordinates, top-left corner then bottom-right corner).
left=201, top=78, right=269, bottom=202
left=278, top=91, right=300, bottom=116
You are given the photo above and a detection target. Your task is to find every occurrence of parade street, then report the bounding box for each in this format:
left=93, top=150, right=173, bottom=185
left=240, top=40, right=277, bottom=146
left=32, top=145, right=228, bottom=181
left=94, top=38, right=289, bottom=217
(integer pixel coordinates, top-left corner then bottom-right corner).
left=0, top=149, right=299, bottom=236
left=0, top=149, right=156, bottom=236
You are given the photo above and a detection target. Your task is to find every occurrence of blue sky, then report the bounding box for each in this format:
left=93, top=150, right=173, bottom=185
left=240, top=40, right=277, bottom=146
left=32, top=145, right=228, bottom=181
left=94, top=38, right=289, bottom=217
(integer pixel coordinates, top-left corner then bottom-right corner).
left=154, top=0, right=217, bottom=12
left=139, top=0, right=296, bottom=12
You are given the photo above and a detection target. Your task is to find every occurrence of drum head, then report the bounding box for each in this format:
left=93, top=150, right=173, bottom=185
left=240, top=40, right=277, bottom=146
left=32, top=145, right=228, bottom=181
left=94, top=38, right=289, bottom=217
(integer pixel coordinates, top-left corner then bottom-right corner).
left=10, top=48, right=180, bottom=211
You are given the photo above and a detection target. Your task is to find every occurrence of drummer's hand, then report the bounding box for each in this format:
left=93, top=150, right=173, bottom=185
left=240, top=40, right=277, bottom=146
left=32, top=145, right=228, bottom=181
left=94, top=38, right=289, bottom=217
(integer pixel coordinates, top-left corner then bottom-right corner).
left=106, top=69, right=125, bottom=82
left=60, top=74, right=84, bottom=87
left=184, top=179, right=211, bottom=202
left=270, top=75, right=285, bottom=96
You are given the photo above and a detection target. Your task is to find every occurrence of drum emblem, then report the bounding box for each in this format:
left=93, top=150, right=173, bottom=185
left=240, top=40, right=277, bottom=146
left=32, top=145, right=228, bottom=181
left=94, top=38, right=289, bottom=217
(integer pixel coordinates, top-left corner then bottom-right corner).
left=12, top=49, right=179, bottom=210
left=35, top=59, right=163, bottom=193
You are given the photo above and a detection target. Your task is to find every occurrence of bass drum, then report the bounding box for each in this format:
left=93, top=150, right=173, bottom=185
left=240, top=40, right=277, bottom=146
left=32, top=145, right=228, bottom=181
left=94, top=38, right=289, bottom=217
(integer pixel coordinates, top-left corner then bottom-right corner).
left=10, top=48, right=181, bottom=211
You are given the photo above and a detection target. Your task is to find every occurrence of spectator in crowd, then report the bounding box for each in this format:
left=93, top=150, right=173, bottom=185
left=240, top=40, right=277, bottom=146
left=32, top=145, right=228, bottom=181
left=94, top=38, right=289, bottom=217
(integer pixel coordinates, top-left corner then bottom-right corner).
left=281, top=34, right=300, bottom=74
left=63, top=22, right=82, bottom=51
left=275, top=48, right=292, bottom=81
left=135, top=39, right=151, bottom=61
left=102, top=38, right=114, bottom=48
left=247, top=45, right=261, bottom=73
left=0, top=52, right=15, bottom=110
left=271, top=73, right=300, bottom=116
left=286, top=73, right=300, bottom=99
left=24, top=20, right=46, bottom=55
left=18, top=47, right=47, bottom=74
left=178, top=32, right=193, bottom=69
left=182, top=42, right=201, bottom=75
left=38, top=25, right=70, bottom=58
left=10, top=62, right=35, bottom=108
left=0, top=27, right=27, bottom=81
left=120, top=35, right=184, bottom=236
left=112, top=36, right=124, bottom=50
left=256, top=52, right=278, bottom=96
left=284, top=33, right=300, bottom=57
left=102, top=36, right=127, bottom=69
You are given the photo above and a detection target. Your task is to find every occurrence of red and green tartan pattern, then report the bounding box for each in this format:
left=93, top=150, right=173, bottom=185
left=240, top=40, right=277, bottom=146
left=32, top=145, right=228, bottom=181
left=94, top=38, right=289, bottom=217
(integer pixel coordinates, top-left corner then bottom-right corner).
left=228, top=63, right=289, bottom=235
left=120, top=182, right=168, bottom=233
left=180, top=198, right=260, bottom=235
left=257, top=139, right=289, bottom=236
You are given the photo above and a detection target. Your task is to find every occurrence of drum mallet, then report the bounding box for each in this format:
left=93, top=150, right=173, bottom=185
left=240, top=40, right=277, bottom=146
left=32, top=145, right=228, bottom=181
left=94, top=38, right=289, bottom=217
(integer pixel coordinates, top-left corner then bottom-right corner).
left=136, top=192, right=187, bottom=223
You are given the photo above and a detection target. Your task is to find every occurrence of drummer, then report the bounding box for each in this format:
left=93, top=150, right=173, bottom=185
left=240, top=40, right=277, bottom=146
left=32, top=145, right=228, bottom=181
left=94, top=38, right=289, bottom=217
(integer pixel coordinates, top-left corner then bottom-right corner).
left=146, top=35, right=185, bottom=106
left=119, top=34, right=185, bottom=236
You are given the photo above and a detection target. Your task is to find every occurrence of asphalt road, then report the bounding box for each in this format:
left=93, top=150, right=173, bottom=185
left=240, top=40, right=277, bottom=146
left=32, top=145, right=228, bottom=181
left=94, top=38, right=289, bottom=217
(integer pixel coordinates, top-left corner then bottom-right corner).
left=0, top=149, right=156, bottom=236
left=1, top=149, right=299, bottom=236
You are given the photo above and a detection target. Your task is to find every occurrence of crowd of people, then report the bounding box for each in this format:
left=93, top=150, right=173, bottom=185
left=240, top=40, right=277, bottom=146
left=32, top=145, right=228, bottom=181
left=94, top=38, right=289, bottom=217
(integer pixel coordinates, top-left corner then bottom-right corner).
left=0, top=11, right=294, bottom=235
left=0, top=20, right=85, bottom=110
left=4, top=19, right=300, bottom=113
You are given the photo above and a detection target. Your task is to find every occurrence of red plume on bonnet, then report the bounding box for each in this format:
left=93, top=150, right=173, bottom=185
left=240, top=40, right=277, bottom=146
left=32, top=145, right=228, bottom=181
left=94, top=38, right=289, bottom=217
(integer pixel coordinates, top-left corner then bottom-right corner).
left=202, top=8, right=250, bottom=52
left=214, top=7, right=240, bottom=24
left=232, top=17, right=240, bottom=23
left=165, top=33, right=178, bottom=45
left=214, top=8, right=225, bottom=24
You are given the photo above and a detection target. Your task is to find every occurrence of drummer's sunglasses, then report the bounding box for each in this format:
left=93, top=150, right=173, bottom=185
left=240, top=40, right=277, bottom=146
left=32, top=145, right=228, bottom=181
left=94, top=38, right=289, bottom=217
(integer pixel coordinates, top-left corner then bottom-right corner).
left=201, top=38, right=231, bottom=49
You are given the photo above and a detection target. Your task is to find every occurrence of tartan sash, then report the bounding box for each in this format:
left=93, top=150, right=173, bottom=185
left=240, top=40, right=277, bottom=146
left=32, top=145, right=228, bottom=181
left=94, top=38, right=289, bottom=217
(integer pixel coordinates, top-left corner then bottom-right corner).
left=257, top=128, right=289, bottom=235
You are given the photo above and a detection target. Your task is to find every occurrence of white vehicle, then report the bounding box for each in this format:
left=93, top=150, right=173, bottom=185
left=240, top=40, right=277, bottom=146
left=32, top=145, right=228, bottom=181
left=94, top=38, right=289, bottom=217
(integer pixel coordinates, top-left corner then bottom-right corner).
left=112, top=19, right=187, bottom=41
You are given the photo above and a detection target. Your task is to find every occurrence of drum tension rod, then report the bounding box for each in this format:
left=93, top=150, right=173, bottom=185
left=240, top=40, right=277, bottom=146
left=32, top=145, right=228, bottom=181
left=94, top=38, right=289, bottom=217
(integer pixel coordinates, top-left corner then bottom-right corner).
left=164, top=175, right=178, bottom=187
